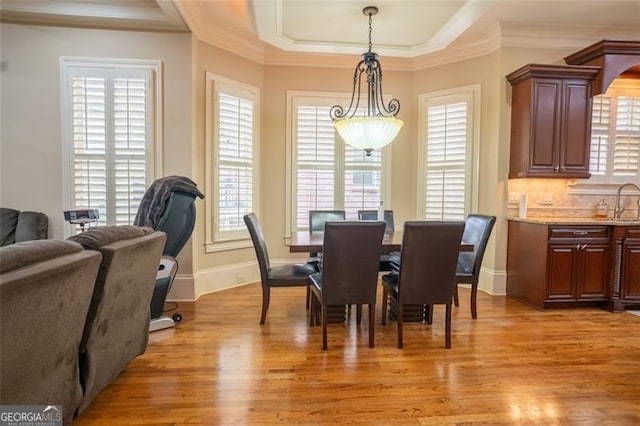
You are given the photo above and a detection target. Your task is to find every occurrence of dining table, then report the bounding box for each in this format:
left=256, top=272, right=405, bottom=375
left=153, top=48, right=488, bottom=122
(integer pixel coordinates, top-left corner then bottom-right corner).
left=288, top=230, right=474, bottom=324
left=287, top=231, right=474, bottom=253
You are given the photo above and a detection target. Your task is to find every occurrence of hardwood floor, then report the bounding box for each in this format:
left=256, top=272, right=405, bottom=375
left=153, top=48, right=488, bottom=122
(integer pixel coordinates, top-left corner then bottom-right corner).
left=74, top=283, right=640, bottom=425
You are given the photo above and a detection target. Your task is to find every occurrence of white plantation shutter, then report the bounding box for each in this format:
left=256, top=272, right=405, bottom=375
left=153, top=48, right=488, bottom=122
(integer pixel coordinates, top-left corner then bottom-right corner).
left=206, top=75, right=259, bottom=245
left=613, top=96, right=640, bottom=179
left=217, top=91, right=254, bottom=235
left=423, top=98, right=468, bottom=220
left=589, top=90, right=640, bottom=184
left=114, top=74, right=148, bottom=225
left=589, top=96, right=610, bottom=178
left=66, top=65, right=152, bottom=228
left=290, top=95, right=388, bottom=231
left=295, top=105, right=336, bottom=228
left=344, top=146, right=382, bottom=220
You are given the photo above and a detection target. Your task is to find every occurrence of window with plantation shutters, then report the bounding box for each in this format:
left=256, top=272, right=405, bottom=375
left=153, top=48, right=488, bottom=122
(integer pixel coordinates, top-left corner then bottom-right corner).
left=418, top=86, right=479, bottom=220
left=62, top=59, right=158, bottom=234
left=287, top=93, right=389, bottom=233
left=588, top=80, right=640, bottom=184
left=205, top=74, right=259, bottom=250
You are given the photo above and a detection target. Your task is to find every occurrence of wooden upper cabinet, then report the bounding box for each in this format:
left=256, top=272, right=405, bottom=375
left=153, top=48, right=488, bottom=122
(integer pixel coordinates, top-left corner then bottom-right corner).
left=507, top=64, right=600, bottom=179
left=564, top=40, right=640, bottom=95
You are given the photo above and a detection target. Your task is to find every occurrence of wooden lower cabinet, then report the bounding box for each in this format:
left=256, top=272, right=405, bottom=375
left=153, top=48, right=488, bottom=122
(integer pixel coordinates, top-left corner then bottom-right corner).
left=547, top=241, right=609, bottom=301
left=609, top=226, right=640, bottom=311
left=507, top=221, right=610, bottom=310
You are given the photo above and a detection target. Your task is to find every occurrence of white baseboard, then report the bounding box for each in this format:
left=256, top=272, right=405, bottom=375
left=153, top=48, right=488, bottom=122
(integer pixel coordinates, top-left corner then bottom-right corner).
left=478, top=267, right=507, bottom=296
left=166, top=274, right=196, bottom=301
left=167, top=259, right=264, bottom=302
left=167, top=260, right=507, bottom=302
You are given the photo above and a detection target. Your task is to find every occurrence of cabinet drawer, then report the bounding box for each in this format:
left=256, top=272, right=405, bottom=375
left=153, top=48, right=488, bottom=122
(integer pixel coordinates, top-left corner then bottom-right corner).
left=623, top=227, right=640, bottom=239
left=549, top=226, right=610, bottom=239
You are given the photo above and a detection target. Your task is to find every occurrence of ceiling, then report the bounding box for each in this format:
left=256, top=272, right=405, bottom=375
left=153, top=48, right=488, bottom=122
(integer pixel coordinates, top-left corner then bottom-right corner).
left=2, top=0, right=639, bottom=66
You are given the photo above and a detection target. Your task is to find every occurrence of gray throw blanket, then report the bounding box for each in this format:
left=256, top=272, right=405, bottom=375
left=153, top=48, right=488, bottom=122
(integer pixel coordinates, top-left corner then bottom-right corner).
left=134, top=176, right=204, bottom=229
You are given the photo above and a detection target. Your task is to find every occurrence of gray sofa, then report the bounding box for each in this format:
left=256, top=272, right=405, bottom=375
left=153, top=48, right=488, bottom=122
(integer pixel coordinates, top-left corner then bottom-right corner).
left=0, top=207, right=48, bottom=246
left=0, top=239, right=101, bottom=424
left=0, top=225, right=166, bottom=424
left=68, top=225, right=166, bottom=414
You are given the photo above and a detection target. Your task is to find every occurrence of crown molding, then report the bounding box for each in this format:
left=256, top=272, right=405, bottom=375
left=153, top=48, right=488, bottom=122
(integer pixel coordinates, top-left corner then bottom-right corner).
left=186, top=13, right=640, bottom=73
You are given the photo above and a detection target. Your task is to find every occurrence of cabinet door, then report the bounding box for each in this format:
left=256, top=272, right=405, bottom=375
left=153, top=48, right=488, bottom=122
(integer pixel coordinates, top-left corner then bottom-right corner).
left=529, top=80, right=561, bottom=174
left=547, top=244, right=575, bottom=300
left=576, top=243, right=609, bottom=300
left=620, top=240, right=640, bottom=302
left=558, top=80, right=592, bottom=176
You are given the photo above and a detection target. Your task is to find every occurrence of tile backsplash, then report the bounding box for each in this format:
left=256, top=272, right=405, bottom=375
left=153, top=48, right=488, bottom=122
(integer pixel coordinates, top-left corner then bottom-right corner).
left=507, top=178, right=639, bottom=219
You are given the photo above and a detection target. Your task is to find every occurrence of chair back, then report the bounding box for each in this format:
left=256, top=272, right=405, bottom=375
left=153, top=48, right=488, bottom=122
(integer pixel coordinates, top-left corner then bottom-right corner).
left=155, top=191, right=197, bottom=257
left=457, top=214, right=496, bottom=276
left=321, top=221, right=385, bottom=306
left=357, top=210, right=395, bottom=232
left=309, top=210, right=345, bottom=232
left=134, top=176, right=203, bottom=258
left=397, top=221, right=465, bottom=305
left=244, top=213, right=270, bottom=286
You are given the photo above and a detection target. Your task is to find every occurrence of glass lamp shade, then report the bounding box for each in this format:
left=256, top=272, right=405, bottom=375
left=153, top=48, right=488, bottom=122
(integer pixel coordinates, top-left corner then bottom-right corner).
left=335, top=116, right=404, bottom=154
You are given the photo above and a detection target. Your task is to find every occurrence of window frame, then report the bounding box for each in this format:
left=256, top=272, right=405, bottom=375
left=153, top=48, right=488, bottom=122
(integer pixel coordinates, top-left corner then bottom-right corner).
left=60, top=57, right=162, bottom=237
left=417, top=84, right=480, bottom=220
left=205, top=72, right=260, bottom=253
left=285, top=91, right=392, bottom=237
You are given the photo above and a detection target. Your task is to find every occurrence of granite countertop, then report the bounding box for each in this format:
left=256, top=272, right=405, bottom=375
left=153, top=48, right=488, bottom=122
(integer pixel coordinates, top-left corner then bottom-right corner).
left=508, top=216, right=640, bottom=226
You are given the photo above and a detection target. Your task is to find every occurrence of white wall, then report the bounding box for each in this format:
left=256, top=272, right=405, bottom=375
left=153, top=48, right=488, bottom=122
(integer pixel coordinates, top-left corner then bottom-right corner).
left=0, top=24, right=192, bottom=240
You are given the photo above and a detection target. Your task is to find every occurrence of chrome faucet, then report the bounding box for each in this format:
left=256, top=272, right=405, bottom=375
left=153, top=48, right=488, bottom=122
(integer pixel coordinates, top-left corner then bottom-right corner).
left=613, top=183, right=640, bottom=219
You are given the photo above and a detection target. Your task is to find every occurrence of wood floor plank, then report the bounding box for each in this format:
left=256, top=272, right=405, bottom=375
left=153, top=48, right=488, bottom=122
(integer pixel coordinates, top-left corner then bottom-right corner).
left=74, top=283, right=640, bottom=425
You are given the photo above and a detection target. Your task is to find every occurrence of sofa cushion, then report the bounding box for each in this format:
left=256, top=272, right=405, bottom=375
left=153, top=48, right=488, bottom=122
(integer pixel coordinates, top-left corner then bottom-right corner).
left=67, top=225, right=154, bottom=250
left=0, top=239, right=83, bottom=273
left=15, top=211, right=48, bottom=242
left=0, top=208, right=19, bottom=246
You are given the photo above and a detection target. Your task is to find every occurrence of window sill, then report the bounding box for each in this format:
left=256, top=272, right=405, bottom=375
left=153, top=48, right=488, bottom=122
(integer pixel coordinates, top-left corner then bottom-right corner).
left=205, top=239, right=252, bottom=253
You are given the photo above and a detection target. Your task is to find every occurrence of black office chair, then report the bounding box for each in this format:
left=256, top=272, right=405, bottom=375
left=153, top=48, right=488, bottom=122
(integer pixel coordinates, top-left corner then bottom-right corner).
left=453, top=214, right=496, bottom=319
left=358, top=209, right=395, bottom=271
left=381, top=221, right=465, bottom=349
left=134, top=176, right=204, bottom=331
left=244, top=213, right=316, bottom=324
left=308, top=221, right=385, bottom=350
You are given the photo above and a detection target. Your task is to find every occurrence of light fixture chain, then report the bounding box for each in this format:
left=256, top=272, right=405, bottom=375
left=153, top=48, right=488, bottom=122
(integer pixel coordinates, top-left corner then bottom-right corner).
left=368, top=11, right=373, bottom=53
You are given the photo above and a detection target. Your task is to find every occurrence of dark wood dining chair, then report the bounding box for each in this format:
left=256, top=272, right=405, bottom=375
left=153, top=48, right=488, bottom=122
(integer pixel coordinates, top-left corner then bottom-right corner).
left=381, top=221, right=465, bottom=349
left=308, top=221, right=385, bottom=350
left=358, top=209, right=395, bottom=272
left=244, top=213, right=316, bottom=324
left=453, top=214, right=496, bottom=319
left=305, top=210, right=346, bottom=308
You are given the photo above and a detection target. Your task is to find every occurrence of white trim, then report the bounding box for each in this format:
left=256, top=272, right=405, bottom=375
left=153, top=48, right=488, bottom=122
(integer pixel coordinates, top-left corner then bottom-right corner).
left=478, top=267, right=507, bottom=296
left=205, top=239, right=253, bottom=253
left=173, top=262, right=507, bottom=302
left=60, top=57, right=163, bottom=237
left=166, top=274, right=196, bottom=302
left=285, top=90, right=393, bottom=236
left=416, top=84, right=481, bottom=219
left=205, top=72, right=261, bottom=249
left=191, top=259, right=303, bottom=300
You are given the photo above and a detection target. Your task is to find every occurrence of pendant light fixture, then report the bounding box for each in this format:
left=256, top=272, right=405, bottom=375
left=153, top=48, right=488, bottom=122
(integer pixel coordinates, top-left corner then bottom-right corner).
left=330, top=6, right=403, bottom=156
